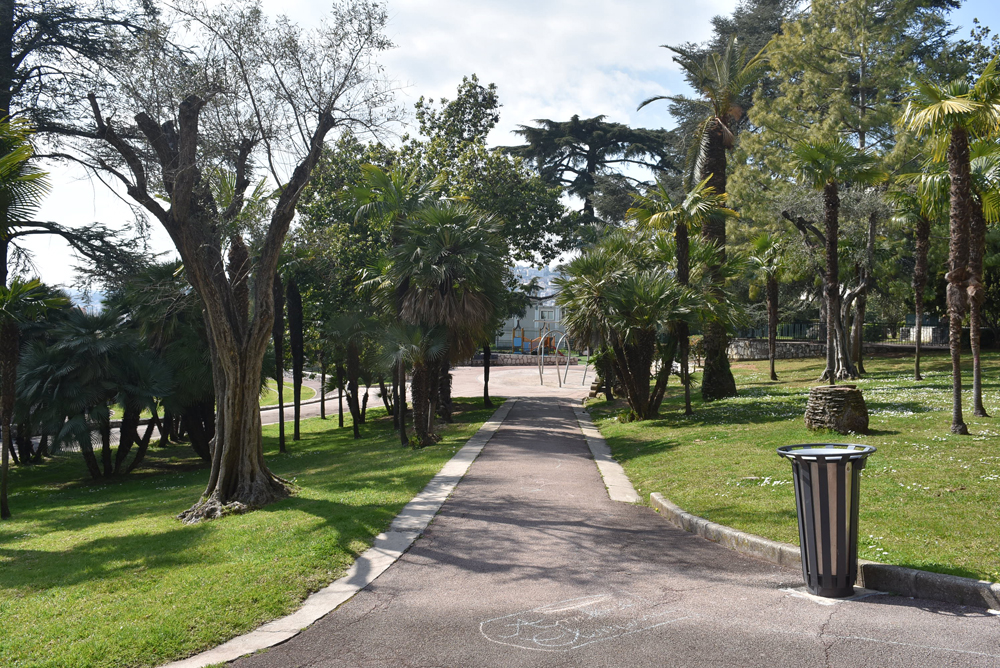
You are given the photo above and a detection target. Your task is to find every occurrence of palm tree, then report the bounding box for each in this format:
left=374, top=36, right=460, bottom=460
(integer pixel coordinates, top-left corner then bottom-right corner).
left=380, top=203, right=506, bottom=438
left=0, top=278, right=63, bottom=518
left=557, top=229, right=701, bottom=420
left=380, top=323, right=447, bottom=447
left=639, top=34, right=768, bottom=401
left=968, top=141, right=1000, bottom=417
left=789, top=138, right=882, bottom=385
left=0, top=117, right=49, bottom=288
left=629, top=177, right=734, bottom=413
left=902, top=56, right=1000, bottom=434
left=17, top=308, right=168, bottom=479
left=352, top=165, right=443, bottom=430
left=889, top=187, right=938, bottom=382
left=749, top=234, right=784, bottom=381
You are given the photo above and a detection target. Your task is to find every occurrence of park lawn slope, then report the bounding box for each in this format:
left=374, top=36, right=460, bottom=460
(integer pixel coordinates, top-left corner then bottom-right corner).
left=0, top=400, right=498, bottom=668
left=259, top=378, right=316, bottom=407
left=589, top=353, right=1000, bottom=584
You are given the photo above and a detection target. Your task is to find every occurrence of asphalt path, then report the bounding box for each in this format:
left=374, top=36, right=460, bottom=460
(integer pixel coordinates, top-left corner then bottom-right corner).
left=231, top=394, right=1000, bottom=668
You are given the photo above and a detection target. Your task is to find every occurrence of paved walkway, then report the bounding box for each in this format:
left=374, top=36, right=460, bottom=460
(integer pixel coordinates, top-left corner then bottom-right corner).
left=231, top=396, right=1000, bottom=668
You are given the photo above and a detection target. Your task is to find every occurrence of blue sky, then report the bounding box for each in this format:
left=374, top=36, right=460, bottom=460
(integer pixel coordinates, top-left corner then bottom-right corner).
left=24, top=0, right=1000, bottom=288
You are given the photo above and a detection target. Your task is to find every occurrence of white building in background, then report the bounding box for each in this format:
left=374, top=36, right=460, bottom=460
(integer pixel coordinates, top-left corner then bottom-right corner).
left=496, top=295, right=569, bottom=353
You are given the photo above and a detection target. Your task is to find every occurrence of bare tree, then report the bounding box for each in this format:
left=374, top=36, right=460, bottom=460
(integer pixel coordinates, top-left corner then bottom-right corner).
left=71, top=0, right=398, bottom=521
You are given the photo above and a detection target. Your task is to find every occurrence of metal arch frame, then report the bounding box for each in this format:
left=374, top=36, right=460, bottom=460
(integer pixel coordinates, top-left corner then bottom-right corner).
left=537, top=327, right=568, bottom=385
left=554, top=332, right=574, bottom=387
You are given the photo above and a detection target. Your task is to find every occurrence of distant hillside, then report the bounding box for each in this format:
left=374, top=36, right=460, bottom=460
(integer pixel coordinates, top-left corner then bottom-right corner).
left=513, top=265, right=562, bottom=295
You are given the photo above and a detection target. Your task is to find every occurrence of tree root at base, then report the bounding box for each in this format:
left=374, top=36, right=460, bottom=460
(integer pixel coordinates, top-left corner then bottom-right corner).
left=177, top=476, right=293, bottom=524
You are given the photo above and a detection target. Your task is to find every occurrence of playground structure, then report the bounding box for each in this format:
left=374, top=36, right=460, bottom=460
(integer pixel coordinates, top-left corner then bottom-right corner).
left=500, top=319, right=590, bottom=387
left=535, top=328, right=590, bottom=389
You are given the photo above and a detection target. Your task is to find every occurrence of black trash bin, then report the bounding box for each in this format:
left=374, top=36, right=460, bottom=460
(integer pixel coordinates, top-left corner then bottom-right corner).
left=777, top=443, right=877, bottom=598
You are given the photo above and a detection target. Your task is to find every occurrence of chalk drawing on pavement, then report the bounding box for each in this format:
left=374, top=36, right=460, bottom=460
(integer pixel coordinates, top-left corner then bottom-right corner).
left=479, top=593, right=688, bottom=652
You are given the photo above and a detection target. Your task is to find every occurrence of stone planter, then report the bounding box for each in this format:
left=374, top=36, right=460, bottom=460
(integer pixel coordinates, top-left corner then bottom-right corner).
left=804, top=385, right=869, bottom=435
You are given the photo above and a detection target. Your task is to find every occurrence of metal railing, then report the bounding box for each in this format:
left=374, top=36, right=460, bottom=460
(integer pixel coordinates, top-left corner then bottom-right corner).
left=734, top=321, right=950, bottom=346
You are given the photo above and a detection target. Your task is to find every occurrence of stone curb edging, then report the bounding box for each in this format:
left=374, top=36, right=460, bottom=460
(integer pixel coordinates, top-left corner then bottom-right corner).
left=162, top=399, right=517, bottom=668
left=649, top=492, right=1000, bottom=610
left=572, top=407, right=640, bottom=503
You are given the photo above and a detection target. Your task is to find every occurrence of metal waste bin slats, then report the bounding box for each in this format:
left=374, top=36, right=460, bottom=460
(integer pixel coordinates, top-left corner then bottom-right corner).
left=778, top=444, right=876, bottom=598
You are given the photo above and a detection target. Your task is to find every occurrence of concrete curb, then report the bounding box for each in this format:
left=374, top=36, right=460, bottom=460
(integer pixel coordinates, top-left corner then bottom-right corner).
left=162, top=399, right=516, bottom=668
left=649, top=492, right=1000, bottom=610
left=573, top=407, right=640, bottom=503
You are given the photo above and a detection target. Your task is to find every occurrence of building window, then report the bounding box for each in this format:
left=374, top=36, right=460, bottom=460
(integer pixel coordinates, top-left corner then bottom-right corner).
left=541, top=310, right=554, bottom=321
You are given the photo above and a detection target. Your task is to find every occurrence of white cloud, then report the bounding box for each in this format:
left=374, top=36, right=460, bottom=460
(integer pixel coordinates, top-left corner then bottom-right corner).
left=22, top=0, right=738, bottom=286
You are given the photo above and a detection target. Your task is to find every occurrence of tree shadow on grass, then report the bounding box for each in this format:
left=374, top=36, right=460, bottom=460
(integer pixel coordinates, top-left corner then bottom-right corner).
left=0, top=523, right=213, bottom=593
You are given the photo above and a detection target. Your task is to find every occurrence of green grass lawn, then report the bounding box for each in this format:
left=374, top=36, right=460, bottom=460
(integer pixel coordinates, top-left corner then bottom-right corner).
left=259, top=378, right=316, bottom=407
left=0, top=399, right=498, bottom=668
left=589, top=352, right=1000, bottom=583
left=109, top=380, right=315, bottom=419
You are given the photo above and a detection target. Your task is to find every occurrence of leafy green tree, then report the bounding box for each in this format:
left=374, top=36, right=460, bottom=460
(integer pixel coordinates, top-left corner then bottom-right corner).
left=734, top=0, right=961, bottom=361
left=408, top=75, right=566, bottom=262
left=509, top=115, right=678, bottom=234
left=902, top=56, right=1000, bottom=434
left=70, top=1, right=398, bottom=521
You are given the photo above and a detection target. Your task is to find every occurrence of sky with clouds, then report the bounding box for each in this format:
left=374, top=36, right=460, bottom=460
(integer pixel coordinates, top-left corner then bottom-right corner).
left=22, top=0, right=1000, bottom=289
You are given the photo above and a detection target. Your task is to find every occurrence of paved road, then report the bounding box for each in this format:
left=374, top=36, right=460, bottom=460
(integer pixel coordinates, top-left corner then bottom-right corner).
left=232, top=396, right=1000, bottom=668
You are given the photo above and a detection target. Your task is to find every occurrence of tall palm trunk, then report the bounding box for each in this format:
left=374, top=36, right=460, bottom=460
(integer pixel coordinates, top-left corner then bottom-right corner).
left=676, top=222, right=693, bottom=414
left=946, top=126, right=972, bottom=435
left=913, top=215, right=930, bottom=381
left=766, top=275, right=778, bottom=381
left=438, top=359, right=452, bottom=423
left=699, top=121, right=737, bottom=401
left=271, top=272, right=285, bottom=452
left=287, top=278, right=304, bottom=441
left=851, top=212, right=878, bottom=375
left=483, top=343, right=493, bottom=408
left=0, top=321, right=16, bottom=518
left=823, top=181, right=840, bottom=386
left=969, top=198, right=989, bottom=417
left=319, top=353, right=327, bottom=420
left=336, top=363, right=344, bottom=428
left=396, top=360, right=408, bottom=446
left=346, top=341, right=361, bottom=439
left=411, top=362, right=430, bottom=447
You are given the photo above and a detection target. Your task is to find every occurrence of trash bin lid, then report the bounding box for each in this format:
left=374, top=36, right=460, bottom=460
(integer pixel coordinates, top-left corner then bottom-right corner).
left=777, top=443, right=876, bottom=461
